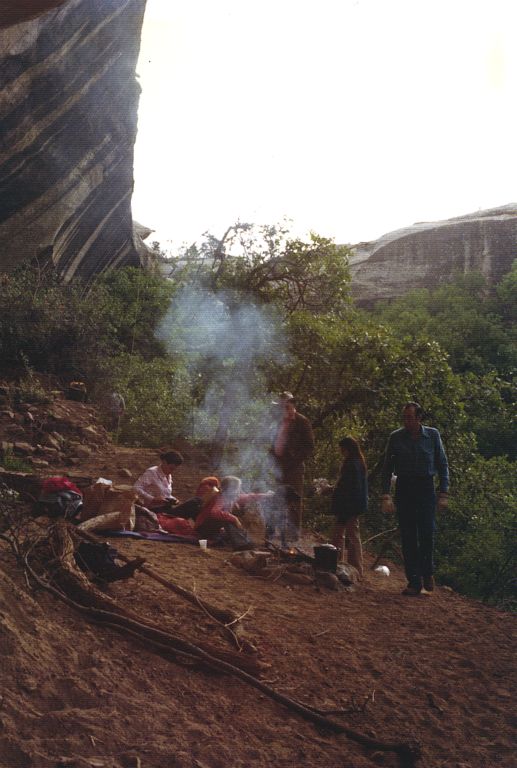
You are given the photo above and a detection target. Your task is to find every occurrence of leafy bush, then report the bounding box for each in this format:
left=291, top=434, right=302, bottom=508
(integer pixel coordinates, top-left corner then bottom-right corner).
left=437, top=455, right=516, bottom=608
left=96, top=267, right=176, bottom=358
left=0, top=263, right=115, bottom=376
left=1, top=448, right=32, bottom=473
left=89, top=353, right=193, bottom=447
left=15, top=355, right=53, bottom=405
left=0, top=264, right=175, bottom=378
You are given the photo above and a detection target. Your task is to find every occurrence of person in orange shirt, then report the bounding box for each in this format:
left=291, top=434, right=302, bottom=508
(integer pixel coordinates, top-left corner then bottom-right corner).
left=194, top=476, right=274, bottom=540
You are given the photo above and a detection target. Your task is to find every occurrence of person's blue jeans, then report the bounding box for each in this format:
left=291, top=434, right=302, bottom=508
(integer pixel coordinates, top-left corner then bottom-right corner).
left=395, top=477, right=436, bottom=589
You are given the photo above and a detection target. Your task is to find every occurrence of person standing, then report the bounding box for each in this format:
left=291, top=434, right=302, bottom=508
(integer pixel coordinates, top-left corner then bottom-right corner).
left=381, top=402, right=449, bottom=596
left=271, top=391, right=314, bottom=541
left=329, top=436, right=367, bottom=577
left=104, top=391, right=126, bottom=432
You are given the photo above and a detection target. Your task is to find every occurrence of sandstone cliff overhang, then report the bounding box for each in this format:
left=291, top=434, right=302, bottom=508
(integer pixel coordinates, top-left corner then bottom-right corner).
left=349, top=204, right=517, bottom=305
left=0, top=0, right=147, bottom=283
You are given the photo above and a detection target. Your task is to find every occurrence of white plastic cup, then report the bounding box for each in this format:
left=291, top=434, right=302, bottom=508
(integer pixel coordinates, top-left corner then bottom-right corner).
left=199, top=539, right=208, bottom=551
left=374, top=565, right=390, bottom=576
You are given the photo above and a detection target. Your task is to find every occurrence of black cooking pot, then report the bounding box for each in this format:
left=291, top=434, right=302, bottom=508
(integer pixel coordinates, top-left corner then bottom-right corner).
left=313, top=543, right=338, bottom=573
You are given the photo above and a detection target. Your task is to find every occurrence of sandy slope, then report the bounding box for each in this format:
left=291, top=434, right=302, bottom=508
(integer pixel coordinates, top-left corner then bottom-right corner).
left=0, top=403, right=515, bottom=768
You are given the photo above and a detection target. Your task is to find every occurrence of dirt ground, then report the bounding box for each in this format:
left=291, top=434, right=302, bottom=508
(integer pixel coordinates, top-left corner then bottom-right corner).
left=0, top=398, right=515, bottom=768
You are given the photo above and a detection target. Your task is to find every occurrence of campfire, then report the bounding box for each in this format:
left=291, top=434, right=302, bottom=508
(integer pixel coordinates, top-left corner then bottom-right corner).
left=229, top=541, right=360, bottom=590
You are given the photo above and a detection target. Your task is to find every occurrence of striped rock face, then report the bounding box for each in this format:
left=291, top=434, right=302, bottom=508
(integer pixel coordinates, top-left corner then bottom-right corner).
left=0, top=0, right=147, bottom=282
left=0, top=2, right=69, bottom=29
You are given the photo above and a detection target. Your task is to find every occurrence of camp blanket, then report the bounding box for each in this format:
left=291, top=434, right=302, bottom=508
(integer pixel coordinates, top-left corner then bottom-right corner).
left=102, top=530, right=224, bottom=546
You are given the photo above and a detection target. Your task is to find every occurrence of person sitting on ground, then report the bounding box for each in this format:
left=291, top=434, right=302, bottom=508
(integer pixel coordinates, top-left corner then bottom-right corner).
left=156, top=475, right=220, bottom=520
left=195, top=476, right=274, bottom=546
left=134, top=450, right=184, bottom=513
left=156, top=477, right=221, bottom=536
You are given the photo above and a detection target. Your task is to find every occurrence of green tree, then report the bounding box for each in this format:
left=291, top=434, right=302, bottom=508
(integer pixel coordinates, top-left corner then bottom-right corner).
left=437, top=455, right=516, bottom=608
left=370, top=271, right=516, bottom=459
left=91, top=353, right=192, bottom=447
left=96, top=267, right=175, bottom=358
left=373, top=272, right=516, bottom=375
left=181, top=222, right=353, bottom=316
left=165, top=223, right=354, bottom=464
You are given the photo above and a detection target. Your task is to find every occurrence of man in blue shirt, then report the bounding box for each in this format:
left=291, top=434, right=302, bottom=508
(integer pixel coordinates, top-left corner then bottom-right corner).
left=381, top=402, right=449, bottom=596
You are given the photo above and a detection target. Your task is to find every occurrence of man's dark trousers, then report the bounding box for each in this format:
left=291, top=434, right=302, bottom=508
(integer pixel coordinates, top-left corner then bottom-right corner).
left=395, top=477, right=436, bottom=589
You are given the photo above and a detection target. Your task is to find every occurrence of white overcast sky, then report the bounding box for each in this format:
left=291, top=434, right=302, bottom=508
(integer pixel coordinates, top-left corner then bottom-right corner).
left=132, top=0, right=517, bottom=252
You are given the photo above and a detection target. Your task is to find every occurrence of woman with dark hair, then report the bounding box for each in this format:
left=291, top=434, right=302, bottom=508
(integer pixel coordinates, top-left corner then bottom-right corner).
left=133, top=449, right=184, bottom=512
left=329, top=436, right=368, bottom=577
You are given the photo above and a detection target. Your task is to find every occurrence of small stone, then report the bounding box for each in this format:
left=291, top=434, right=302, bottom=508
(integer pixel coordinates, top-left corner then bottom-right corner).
left=74, top=445, right=92, bottom=458
left=121, top=754, right=142, bottom=768
left=30, top=458, right=50, bottom=468
left=314, top=571, right=340, bottom=590
left=43, top=434, right=62, bottom=451
left=42, top=446, right=59, bottom=456
left=13, top=441, right=35, bottom=455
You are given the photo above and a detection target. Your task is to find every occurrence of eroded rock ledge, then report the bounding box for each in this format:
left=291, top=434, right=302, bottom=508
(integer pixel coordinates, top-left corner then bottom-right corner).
left=349, top=204, right=517, bottom=304
left=0, top=0, right=147, bottom=282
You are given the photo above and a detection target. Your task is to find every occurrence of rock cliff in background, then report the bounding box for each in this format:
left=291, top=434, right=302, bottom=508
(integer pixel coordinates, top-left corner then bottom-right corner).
left=0, top=0, right=148, bottom=283
left=0, top=2, right=68, bottom=29
left=349, top=205, right=517, bottom=304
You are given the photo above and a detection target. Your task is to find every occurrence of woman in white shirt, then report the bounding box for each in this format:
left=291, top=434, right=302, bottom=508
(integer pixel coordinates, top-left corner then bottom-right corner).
left=134, top=450, right=184, bottom=512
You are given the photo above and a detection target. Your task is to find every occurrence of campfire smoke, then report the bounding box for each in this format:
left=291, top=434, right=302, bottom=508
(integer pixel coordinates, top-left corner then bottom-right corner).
left=157, top=286, right=289, bottom=506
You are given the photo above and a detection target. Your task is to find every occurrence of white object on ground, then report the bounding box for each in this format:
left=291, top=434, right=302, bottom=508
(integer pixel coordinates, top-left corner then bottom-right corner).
left=199, top=539, right=208, bottom=551
left=374, top=565, right=390, bottom=576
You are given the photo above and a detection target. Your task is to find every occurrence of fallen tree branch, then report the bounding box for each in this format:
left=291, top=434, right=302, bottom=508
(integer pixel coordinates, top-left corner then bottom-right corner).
left=38, top=521, right=265, bottom=676
left=74, top=527, right=259, bottom=654
left=225, top=606, right=252, bottom=629
left=73, top=526, right=239, bottom=626
left=189, top=577, right=246, bottom=652
left=310, top=628, right=331, bottom=639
